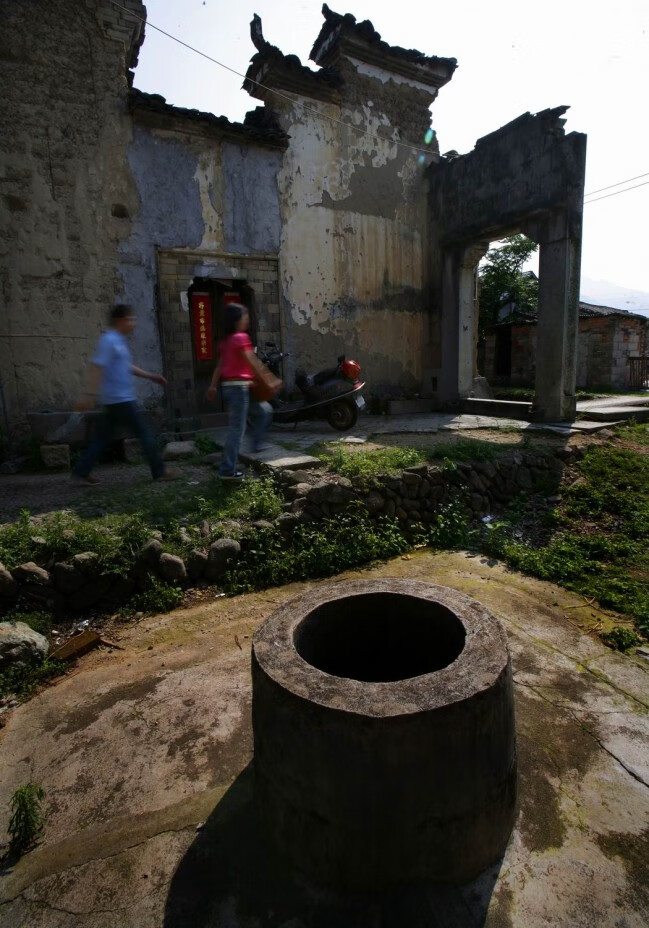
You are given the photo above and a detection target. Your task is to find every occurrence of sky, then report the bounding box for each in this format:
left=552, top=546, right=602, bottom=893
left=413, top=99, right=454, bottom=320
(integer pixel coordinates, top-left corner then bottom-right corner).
left=132, top=0, right=649, bottom=294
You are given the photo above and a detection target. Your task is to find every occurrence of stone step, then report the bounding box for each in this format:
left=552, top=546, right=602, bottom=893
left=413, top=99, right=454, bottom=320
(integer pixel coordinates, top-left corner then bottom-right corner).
left=582, top=405, right=649, bottom=422
left=461, top=397, right=532, bottom=419
left=386, top=398, right=434, bottom=415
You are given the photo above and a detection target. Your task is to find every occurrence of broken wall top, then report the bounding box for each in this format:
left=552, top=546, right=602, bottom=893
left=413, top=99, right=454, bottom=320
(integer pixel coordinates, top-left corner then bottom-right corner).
left=428, top=106, right=587, bottom=245
left=93, top=0, right=147, bottom=86
left=130, top=89, right=289, bottom=149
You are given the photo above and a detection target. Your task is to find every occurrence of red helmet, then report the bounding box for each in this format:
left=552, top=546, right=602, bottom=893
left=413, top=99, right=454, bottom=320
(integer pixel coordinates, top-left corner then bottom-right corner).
left=341, top=359, right=361, bottom=382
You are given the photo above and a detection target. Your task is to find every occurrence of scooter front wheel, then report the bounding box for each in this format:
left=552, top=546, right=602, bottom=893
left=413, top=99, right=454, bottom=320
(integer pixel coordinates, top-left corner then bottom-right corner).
left=326, top=399, right=358, bottom=431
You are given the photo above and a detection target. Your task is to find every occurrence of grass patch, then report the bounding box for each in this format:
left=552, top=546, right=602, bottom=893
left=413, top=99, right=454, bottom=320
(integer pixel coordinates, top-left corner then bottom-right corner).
left=0, top=510, right=152, bottom=575
left=481, top=442, right=649, bottom=637
left=492, top=386, right=534, bottom=402
left=316, top=445, right=425, bottom=481
left=0, top=478, right=283, bottom=574
left=422, top=438, right=521, bottom=463
left=317, top=439, right=523, bottom=486
left=119, top=577, right=184, bottom=618
left=615, top=422, right=649, bottom=447
left=0, top=656, right=67, bottom=700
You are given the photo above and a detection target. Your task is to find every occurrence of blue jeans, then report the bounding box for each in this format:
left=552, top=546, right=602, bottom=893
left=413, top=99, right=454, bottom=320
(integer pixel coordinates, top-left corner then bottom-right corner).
left=220, top=384, right=272, bottom=476
left=73, top=402, right=165, bottom=479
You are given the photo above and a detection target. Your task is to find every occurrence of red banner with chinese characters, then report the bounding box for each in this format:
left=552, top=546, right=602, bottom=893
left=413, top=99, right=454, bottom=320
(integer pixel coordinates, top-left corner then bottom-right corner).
left=191, top=292, right=213, bottom=361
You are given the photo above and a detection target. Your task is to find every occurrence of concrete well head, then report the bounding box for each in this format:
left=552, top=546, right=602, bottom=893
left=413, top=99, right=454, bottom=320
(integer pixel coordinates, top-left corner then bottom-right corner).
left=252, top=578, right=517, bottom=891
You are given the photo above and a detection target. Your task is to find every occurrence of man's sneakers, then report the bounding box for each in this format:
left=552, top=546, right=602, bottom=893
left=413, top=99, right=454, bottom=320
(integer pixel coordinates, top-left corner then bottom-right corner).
left=219, top=471, right=245, bottom=481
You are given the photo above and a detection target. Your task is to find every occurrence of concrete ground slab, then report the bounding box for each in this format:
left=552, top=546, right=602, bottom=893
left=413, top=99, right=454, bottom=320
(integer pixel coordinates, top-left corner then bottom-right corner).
left=582, top=406, right=649, bottom=422
left=1, top=553, right=647, bottom=927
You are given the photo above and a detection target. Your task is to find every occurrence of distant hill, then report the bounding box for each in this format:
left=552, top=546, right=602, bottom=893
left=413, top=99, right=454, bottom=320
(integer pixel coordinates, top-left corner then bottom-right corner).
left=580, top=277, right=649, bottom=317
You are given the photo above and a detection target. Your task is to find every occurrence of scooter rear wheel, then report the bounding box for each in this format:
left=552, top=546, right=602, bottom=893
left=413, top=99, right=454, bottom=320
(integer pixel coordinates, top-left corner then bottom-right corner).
left=326, top=399, right=358, bottom=431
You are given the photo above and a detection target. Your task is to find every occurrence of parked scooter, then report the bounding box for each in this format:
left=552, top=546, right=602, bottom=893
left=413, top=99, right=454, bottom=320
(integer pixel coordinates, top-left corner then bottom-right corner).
left=256, top=343, right=366, bottom=430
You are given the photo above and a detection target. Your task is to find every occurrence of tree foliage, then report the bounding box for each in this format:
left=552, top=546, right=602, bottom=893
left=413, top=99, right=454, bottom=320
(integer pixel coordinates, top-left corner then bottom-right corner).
left=478, top=235, right=539, bottom=341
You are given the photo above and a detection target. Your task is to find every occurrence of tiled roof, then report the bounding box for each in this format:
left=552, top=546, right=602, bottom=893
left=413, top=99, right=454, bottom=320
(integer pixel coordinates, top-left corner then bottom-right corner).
left=310, top=4, right=457, bottom=87
left=129, top=89, right=289, bottom=148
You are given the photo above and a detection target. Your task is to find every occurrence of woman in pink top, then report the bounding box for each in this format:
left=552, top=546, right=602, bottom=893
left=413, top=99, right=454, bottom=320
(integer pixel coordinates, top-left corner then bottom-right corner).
left=207, top=303, right=279, bottom=480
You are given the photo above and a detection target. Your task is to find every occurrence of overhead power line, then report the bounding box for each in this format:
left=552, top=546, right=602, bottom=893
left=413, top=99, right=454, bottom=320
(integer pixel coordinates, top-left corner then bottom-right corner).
left=107, top=0, right=649, bottom=207
left=584, top=179, right=649, bottom=205
left=107, top=0, right=439, bottom=158
left=584, top=171, right=649, bottom=197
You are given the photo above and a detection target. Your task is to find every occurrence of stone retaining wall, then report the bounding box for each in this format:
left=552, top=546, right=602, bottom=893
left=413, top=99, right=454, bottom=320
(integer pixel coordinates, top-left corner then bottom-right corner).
left=0, top=446, right=579, bottom=615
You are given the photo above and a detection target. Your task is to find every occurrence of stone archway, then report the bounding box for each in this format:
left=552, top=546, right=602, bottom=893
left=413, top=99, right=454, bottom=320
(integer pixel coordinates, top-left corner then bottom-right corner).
left=428, top=107, right=586, bottom=422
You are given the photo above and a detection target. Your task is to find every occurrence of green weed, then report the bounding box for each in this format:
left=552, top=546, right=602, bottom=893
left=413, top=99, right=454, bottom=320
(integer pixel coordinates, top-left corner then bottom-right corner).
left=600, top=626, right=642, bottom=652
left=119, top=577, right=184, bottom=618
left=317, top=446, right=425, bottom=482
left=194, top=434, right=218, bottom=455
left=6, top=783, right=47, bottom=858
left=221, top=515, right=411, bottom=594
left=0, top=656, right=66, bottom=700
left=480, top=444, right=649, bottom=638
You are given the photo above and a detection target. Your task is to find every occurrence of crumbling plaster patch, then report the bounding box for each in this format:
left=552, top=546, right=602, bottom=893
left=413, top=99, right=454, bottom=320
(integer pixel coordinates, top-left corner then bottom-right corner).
left=275, top=91, right=428, bottom=390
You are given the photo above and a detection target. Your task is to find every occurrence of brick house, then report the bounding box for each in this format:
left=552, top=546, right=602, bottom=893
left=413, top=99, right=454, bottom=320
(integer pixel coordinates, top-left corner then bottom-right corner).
left=483, top=302, right=649, bottom=390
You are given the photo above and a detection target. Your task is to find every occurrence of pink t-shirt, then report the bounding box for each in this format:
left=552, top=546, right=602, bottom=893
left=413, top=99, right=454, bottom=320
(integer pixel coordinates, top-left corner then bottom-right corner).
left=219, top=332, right=254, bottom=381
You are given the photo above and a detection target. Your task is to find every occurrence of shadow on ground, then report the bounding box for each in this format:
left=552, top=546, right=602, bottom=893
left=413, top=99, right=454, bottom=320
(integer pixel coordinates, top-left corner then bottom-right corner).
left=164, top=763, right=503, bottom=928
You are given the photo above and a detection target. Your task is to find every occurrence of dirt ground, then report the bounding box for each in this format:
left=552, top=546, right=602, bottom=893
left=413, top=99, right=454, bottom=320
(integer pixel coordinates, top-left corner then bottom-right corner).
left=0, top=430, right=599, bottom=526
left=0, top=551, right=647, bottom=927
left=0, top=462, right=214, bottom=525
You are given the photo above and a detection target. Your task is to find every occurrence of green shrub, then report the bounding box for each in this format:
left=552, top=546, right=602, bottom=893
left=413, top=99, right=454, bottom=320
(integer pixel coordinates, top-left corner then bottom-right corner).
left=120, top=576, right=184, bottom=618
left=194, top=434, right=218, bottom=455
left=319, top=446, right=424, bottom=480
left=221, top=515, right=411, bottom=595
left=0, top=656, right=66, bottom=700
left=7, top=783, right=47, bottom=858
left=426, top=498, right=470, bottom=549
left=600, top=626, right=642, bottom=652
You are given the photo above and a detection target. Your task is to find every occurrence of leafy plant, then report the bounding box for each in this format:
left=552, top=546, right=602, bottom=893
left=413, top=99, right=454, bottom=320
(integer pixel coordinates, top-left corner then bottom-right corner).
left=7, top=783, right=47, bottom=858
left=426, top=498, right=470, bottom=549
left=120, top=577, right=184, bottom=618
left=194, top=434, right=217, bottom=455
left=600, top=626, right=641, bottom=652
left=221, top=515, right=411, bottom=595
left=0, top=656, right=66, bottom=700
left=318, top=446, right=425, bottom=482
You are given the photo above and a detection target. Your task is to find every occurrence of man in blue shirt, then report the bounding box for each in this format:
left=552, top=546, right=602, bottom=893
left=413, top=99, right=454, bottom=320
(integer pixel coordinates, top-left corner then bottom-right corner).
left=73, top=304, right=177, bottom=484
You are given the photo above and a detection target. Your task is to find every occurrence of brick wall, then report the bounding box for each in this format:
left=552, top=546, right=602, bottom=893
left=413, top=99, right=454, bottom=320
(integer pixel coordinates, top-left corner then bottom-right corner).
left=485, top=315, right=649, bottom=389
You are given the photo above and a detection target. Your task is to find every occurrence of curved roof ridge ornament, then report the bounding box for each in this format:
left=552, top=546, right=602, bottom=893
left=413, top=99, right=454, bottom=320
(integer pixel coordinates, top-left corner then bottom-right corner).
left=250, top=13, right=271, bottom=54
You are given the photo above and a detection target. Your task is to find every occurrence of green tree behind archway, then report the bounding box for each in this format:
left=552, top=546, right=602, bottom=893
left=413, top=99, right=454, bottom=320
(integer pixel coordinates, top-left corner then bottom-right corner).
left=478, top=235, right=539, bottom=342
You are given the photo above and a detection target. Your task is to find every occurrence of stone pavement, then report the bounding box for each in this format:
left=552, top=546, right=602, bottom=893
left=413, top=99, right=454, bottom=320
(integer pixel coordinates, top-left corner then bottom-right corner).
left=0, top=552, right=647, bottom=927
left=576, top=392, right=649, bottom=422
left=207, top=409, right=621, bottom=471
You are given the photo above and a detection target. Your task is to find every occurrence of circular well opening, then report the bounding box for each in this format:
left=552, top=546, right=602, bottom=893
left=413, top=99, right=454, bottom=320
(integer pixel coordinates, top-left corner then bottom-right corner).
left=293, top=592, right=466, bottom=683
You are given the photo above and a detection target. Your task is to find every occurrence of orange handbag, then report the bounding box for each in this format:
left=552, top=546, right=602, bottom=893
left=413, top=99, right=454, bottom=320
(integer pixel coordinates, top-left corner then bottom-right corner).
left=250, top=366, right=280, bottom=402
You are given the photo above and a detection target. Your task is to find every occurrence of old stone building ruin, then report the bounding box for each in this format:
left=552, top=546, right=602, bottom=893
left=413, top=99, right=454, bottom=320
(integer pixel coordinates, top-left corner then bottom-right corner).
left=0, top=1, right=586, bottom=442
left=484, top=302, right=649, bottom=391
